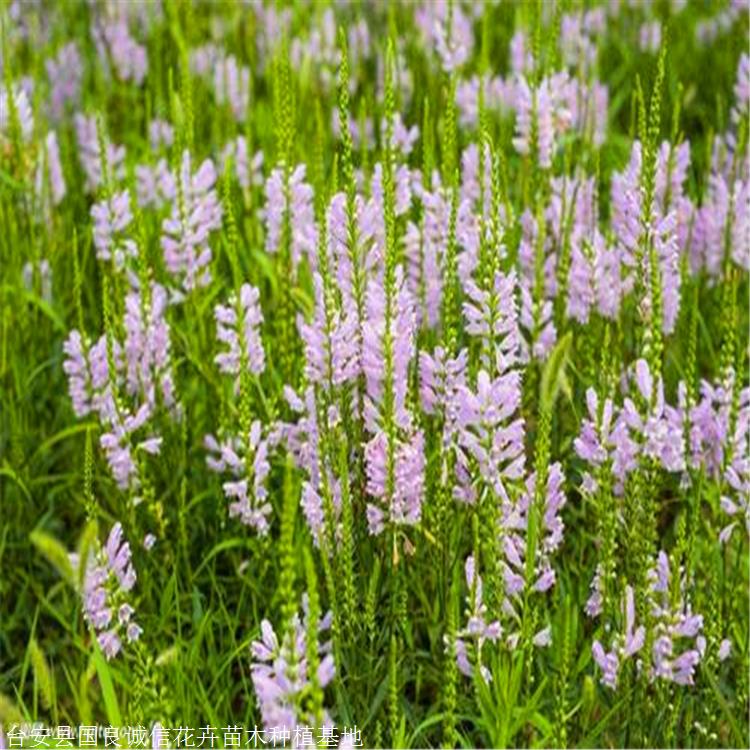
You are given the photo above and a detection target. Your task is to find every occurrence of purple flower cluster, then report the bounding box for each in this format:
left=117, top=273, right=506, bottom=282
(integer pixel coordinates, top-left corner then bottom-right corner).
left=455, top=517, right=560, bottom=681
left=34, top=130, right=66, bottom=210
left=370, top=161, right=417, bottom=224
left=205, top=423, right=278, bottom=535
left=290, top=8, right=338, bottom=77
left=693, top=166, right=750, bottom=275
left=453, top=43, right=608, bottom=151
left=647, top=551, right=705, bottom=686
left=326, top=191, right=379, bottom=308
left=500, top=463, right=567, bottom=607
left=22, top=259, right=52, bottom=302
left=387, top=113, right=419, bottom=156
left=683, top=378, right=734, bottom=478
left=419, top=267, right=534, bottom=519
left=513, top=74, right=573, bottom=169
left=91, top=190, right=137, bottom=270
left=213, top=56, right=250, bottom=122
left=362, top=268, right=425, bottom=535
left=448, top=271, right=528, bottom=507
left=420, top=347, right=467, bottom=425
left=191, top=45, right=255, bottom=118
left=298, top=275, right=359, bottom=390
left=510, top=30, right=533, bottom=76
left=454, top=370, right=525, bottom=503
left=63, top=306, right=169, bottom=494
left=463, top=270, right=521, bottom=369
left=332, top=111, right=375, bottom=150
left=612, top=142, right=682, bottom=333
left=93, top=18, right=147, bottom=85
left=0, top=84, right=33, bottom=142
left=62, top=331, right=114, bottom=419
left=123, top=282, right=176, bottom=410
left=362, top=268, right=415, bottom=433
left=148, top=119, right=174, bottom=151
left=575, top=360, right=685, bottom=494
left=592, top=586, right=645, bottom=689
left=421, top=348, right=476, bottom=503
left=718, top=385, right=750, bottom=544
left=415, top=0, right=474, bottom=72
left=559, top=8, right=605, bottom=72
left=161, top=151, right=222, bottom=291
left=214, top=284, right=266, bottom=387
left=734, top=53, right=750, bottom=119
left=262, top=165, right=318, bottom=270
left=100, top=403, right=162, bottom=492
left=404, top=175, right=478, bottom=328
left=585, top=564, right=605, bottom=618
left=454, top=555, right=501, bottom=683
left=74, top=113, right=125, bottom=193
left=136, top=159, right=176, bottom=210
left=251, top=600, right=335, bottom=732
left=696, top=4, right=748, bottom=45
left=281, top=387, right=342, bottom=544
left=456, top=76, right=514, bottom=129
left=639, top=21, right=662, bottom=54
left=222, top=136, right=264, bottom=192
left=45, top=130, right=66, bottom=205
left=460, top=142, right=493, bottom=216
left=617, top=360, right=686, bottom=474
left=516, top=220, right=559, bottom=360
left=46, top=42, right=82, bottom=120
left=364, top=429, right=425, bottom=535
left=289, top=7, right=373, bottom=94
left=574, top=388, right=618, bottom=492
left=74, top=522, right=142, bottom=660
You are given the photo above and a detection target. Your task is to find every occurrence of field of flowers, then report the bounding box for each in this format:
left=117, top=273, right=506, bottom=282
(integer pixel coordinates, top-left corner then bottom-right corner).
left=1, top=0, right=749, bottom=747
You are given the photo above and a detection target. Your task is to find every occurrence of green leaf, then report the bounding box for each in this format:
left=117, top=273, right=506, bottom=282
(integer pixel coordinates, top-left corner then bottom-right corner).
left=291, top=285, right=313, bottom=317
left=192, top=586, right=204, bottom=625
left=91, top=648, right=122, bottom=728
left=0, top=465, right=32, bottom=503
left=30, top=423, right=98, bottom=464
left=540, top=331, right=573, bottom=412
left=579, top=689, right=631, bottom=746
left=0, top=284, right=67, bottom=333
left=704, top=669, right=745, bottom=745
